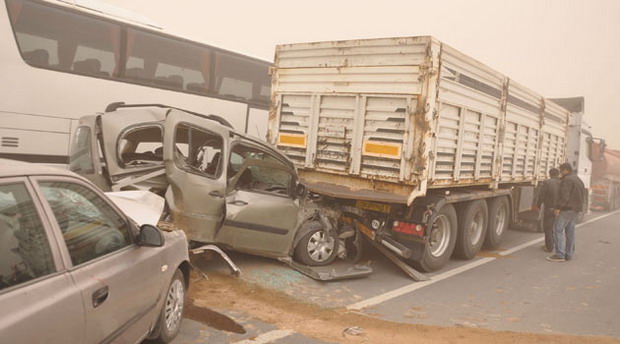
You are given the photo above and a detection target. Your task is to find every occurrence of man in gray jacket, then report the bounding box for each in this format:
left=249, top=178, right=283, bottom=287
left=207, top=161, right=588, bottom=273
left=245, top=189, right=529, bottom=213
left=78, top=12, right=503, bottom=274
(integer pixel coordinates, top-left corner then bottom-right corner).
left=547, top=163, right=586, bottom=262
left=535, top=168, right=561, bottom=252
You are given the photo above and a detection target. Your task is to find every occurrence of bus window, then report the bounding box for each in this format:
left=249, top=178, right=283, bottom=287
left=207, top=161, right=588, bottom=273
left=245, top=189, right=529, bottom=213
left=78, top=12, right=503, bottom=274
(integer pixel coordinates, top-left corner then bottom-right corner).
left=214, top=52, right=271, bottom=104
left=7, top=0, right=121, bottom=77
left=126, top=29, right=208, bottom=92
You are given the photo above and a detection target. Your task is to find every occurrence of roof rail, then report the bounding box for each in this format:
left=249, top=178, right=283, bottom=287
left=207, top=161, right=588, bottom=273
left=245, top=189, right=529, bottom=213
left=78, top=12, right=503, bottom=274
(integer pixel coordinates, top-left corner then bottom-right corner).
left=104, top=102, right=234, bottom=129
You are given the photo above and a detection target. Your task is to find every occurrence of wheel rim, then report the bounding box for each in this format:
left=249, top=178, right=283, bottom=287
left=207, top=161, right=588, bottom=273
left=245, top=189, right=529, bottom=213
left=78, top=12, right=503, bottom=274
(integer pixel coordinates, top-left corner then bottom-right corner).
left=494, top=204, right=507, bottom=236
left=469, top=210, right=484, bottom=245
left=307, top=231, right=335, bottom=263
left=164, top=279, right=185, bottom=333
left=429, top=215, right=450, bottom=258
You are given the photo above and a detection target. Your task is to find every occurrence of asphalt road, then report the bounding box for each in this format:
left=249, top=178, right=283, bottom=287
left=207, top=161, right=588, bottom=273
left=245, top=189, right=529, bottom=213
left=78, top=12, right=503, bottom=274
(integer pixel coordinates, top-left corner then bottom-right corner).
left=169, top=210, right=620, bottom=343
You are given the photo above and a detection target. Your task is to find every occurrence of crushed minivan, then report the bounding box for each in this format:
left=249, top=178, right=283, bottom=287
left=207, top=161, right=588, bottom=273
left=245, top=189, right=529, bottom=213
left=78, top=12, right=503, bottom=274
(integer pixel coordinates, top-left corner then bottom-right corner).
left=69, top=103, right=367, bottom=271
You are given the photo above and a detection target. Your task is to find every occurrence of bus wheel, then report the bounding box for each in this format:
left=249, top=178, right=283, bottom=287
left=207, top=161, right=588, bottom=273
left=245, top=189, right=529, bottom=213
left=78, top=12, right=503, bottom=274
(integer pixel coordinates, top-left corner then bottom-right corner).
left=484, top=197, right=509, bottom=249
left=413, top=204, right=457, bottom=272
left=454, top=200, right=488, bottom=260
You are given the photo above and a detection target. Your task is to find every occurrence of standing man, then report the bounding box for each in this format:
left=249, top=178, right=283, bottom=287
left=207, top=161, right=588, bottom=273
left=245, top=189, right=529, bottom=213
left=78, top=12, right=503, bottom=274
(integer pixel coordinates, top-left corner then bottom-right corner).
left=547, top=163, right=586, bottom=262
left=534, top=168, right=561, bottom=252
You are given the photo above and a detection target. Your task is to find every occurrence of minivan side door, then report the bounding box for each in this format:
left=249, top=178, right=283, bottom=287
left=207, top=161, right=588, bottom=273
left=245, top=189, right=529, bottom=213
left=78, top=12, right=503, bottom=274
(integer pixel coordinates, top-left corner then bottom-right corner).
left=0, top=178, right=85, bottom=344
left=33, top=177, right=163, bottom=343
left=216, top=142, right=299, bottom=257
left=163, top=110, right=230, bottom=243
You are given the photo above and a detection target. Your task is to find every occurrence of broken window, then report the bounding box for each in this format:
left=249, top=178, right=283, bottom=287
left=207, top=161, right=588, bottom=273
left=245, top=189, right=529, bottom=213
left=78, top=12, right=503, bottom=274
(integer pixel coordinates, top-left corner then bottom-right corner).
left=40, top=182, right=131, bottom=266
left=174, top=124, right=223, bottom=178
left=118, top=125, right=163, bottom=167
left=229, top=144, right=293, bottom=197
left=0, top=183, right=55, bottom=291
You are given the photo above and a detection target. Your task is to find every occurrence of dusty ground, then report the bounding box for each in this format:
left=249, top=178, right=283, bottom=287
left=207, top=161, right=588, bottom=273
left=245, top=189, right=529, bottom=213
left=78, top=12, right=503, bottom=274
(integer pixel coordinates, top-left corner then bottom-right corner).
left=187, top=271, right=620, bottom=344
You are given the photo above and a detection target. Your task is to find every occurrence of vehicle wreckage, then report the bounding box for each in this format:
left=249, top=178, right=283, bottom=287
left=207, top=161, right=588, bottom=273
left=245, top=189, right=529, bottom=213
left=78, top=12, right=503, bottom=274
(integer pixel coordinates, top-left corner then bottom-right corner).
left=69, top=103, right=372, bottom=280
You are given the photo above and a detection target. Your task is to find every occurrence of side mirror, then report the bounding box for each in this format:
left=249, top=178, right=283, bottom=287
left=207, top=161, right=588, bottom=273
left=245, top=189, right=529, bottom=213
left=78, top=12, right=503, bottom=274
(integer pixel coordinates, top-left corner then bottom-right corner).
left=137, top=224, right=165, bottom=247
left=295, top=183, right=307, bottom=199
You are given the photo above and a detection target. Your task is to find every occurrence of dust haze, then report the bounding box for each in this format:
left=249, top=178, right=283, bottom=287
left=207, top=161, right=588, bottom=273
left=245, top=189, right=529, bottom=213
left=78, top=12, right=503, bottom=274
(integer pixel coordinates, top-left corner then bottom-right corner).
left=103, top=0, right=620, bottom=148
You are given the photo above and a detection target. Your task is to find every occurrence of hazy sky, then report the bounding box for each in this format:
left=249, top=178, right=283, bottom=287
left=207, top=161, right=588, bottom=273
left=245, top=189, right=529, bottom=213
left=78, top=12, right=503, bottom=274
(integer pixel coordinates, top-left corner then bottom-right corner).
left=105, top=0, right=620, bottom=148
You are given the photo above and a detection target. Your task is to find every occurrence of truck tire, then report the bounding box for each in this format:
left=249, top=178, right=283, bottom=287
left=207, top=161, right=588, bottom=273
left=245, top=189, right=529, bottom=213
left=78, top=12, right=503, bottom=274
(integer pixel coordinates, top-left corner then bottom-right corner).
left=294, top=227, right=339, bottom=266
left=454, top=200, right=488, bottom=260
left=413, top=204, right=457, bottom=272
left=484, top=196, right=509, bottom=249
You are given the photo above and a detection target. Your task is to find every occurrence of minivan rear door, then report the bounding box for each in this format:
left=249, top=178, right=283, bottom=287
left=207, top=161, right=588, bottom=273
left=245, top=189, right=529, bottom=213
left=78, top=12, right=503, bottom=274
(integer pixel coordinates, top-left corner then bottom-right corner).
left=98, top=109, right=168, bottom=192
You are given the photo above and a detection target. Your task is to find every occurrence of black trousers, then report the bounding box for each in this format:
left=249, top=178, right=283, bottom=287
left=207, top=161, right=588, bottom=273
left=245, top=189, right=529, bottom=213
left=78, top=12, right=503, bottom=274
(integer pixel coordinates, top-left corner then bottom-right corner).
left=543, top=210, right=555, bottom=251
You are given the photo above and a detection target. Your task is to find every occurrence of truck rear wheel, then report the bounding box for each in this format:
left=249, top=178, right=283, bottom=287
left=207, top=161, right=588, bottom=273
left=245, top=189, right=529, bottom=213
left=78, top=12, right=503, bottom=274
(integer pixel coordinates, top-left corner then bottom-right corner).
left=454, top=200, right=488, bottom=259
left=484, top=196, right=509, bottom=249
left=413, top=204, right=457, bottom=272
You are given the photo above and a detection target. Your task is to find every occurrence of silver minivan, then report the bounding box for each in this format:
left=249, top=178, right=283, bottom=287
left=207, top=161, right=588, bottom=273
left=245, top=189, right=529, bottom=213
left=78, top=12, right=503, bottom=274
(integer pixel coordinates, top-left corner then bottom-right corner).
left=0, top=159, right=190, bottom=343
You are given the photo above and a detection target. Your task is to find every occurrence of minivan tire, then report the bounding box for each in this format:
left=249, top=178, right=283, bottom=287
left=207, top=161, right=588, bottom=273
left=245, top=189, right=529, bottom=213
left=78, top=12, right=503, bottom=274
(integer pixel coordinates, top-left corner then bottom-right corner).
left=294, top=228, right=339, bottom=266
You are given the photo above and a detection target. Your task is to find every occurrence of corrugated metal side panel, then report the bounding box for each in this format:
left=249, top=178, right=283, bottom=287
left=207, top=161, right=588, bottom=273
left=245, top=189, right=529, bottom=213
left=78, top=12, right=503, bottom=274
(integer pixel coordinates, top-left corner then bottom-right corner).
left=430, top=43, right=503, bottom=185
left=359, top=96, right=409, bottom=179
left=275, top=94, right=312, bottom=165
left=539, top=100, right=568, bottom=177
left=315, top=95, right=356, bottom=172
left=275, top=37, right=430, bottom=68
left=273, top=37, right=428, bottom=96
left=274, top=66, right=421, bottom=95
left=431, top=103, right=499, bottom=182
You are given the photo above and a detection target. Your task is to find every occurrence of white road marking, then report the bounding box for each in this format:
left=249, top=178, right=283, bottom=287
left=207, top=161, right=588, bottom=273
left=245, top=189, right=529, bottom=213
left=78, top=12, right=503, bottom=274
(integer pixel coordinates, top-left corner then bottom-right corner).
left=499, top=237, right=544, bottom=256
left=234, top=329, right=294, bottom=344
left=347, top=257, right=494, bottom=311
left=346, top=210, right=620, bottom=311
left=578, top=210, right=620, bottom=227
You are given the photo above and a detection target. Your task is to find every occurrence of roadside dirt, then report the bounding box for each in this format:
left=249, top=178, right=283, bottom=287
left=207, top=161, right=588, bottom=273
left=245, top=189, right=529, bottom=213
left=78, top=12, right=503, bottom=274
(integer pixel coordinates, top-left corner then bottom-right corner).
left=188, top=272, right=620, bottom=344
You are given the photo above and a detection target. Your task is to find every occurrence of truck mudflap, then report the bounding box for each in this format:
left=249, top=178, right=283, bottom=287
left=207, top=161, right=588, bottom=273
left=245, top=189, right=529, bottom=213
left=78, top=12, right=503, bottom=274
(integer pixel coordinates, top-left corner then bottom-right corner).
left=278, top=257, right=373, bottom=281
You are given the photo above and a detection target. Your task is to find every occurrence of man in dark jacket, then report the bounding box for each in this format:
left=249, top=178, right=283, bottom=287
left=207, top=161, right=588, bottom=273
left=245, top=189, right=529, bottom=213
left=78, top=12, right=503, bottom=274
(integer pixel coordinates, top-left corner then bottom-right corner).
left=534, top=168, right=561, bottom=252
left=547, top=163, right=586, bottom=262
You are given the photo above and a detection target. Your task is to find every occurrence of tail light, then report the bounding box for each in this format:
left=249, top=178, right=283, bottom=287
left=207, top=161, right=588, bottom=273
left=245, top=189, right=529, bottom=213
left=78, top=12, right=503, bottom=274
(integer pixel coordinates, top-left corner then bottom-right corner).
left=392, top=220, right=425, bottom=237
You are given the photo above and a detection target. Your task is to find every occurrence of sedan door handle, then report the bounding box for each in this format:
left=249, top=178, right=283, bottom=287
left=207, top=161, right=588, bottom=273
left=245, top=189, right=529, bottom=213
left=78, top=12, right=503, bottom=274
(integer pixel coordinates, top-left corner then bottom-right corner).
left=228, top=200, right=248, bottom=206
left=92, top=286, right=109, bottom=308
left=208, top=190, right=224, bottom=198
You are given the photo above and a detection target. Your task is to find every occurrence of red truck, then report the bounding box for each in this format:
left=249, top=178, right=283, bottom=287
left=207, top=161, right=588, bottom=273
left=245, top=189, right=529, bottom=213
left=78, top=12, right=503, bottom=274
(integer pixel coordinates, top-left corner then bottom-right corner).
left=591, top=143, right=620, bottom=211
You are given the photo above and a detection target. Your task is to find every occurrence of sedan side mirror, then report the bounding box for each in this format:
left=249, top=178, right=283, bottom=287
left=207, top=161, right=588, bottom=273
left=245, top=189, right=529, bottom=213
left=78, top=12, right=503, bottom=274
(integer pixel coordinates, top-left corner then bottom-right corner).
left=137, top=224, right=165, bottom=247
left=295, top=183, right=307, bottom=199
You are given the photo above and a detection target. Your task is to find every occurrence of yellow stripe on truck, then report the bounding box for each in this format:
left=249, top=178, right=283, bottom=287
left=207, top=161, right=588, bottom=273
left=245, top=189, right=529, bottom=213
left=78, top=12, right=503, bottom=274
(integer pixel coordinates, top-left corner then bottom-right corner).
left=363, top=141, right=402, bottom=159
left=278, top=133, right=307, bottom=148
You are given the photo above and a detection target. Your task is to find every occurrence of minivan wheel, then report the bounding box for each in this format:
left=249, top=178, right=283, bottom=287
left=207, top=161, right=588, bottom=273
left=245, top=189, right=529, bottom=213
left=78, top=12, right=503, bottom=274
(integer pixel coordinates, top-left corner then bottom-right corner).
left=151, top=269, right=185, bottom=343
left=411, top=204, right=457, bottom=272
left=294, top=228, right=339, bottom=266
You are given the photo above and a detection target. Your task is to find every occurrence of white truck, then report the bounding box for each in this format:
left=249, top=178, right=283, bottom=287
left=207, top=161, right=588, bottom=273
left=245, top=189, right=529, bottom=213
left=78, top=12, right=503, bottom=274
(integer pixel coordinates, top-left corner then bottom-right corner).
left=267, top=36, right=572, bottom=272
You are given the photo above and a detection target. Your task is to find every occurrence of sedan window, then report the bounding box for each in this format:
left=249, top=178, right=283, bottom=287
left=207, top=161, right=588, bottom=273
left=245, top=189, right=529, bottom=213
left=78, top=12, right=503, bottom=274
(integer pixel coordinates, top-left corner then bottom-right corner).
left=0, top=183, right=55, bottom=291
left=39, top=182, right=131, bottom=266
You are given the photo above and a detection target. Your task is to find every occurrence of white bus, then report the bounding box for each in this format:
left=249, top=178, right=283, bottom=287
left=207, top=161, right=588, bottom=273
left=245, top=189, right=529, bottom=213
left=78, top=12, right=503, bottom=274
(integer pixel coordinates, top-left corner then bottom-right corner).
left=0, top=0, right=272, bottom=167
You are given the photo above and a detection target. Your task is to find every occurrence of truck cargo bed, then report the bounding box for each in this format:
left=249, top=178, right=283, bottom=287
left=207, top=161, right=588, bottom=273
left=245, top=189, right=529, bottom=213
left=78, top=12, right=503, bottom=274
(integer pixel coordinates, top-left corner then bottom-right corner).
left=268, top=36, right=569, bottom=204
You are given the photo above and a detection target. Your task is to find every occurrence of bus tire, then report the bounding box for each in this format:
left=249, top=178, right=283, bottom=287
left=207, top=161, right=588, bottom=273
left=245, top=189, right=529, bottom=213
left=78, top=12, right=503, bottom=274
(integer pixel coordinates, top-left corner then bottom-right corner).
left=454, top=200, right=488, bottom=260
left=484, top=196, right=509, bottom=249
left=413, top=204, right=457, bottom=272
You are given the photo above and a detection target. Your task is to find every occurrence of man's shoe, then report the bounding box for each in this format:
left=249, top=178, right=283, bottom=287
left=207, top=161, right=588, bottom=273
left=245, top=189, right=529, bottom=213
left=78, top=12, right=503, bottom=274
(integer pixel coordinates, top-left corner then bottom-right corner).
left=541, top=245, right=552, bottom=253
left=546, top=255, right=565, bottom=262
